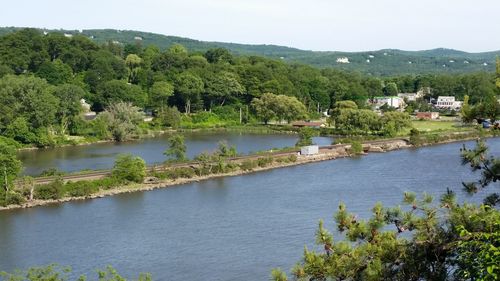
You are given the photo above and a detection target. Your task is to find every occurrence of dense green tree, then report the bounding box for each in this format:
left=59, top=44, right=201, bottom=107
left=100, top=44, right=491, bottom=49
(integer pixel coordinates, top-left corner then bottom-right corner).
left=204, top=71, right=244, bottom=107
left=334, top=108, right=381, bottom=134
left=461, top=95, right=473, bottom=123
left=45, top=32, right=70, bottom=61
left=251, top=93, right=307, bottom=124
left=205, top=48, right=233, bottom=64
left=152, top=44, right=188, bottom=72
left=3, top=117, right=37, bottom=144
left=363, top=77, right=384, bottom=100
left=296, top=127, right=315, bottom=147
left=94, top=80, right=147, bottom=111
left=251, top=93, right=276, bottom=124
left=150, top=81, right=174, bottom=110
left=174, top=72, right=204, bottom=114
left=275, top=95, right=308, bottom=123
left=51, top=84, right=85, bottom=134
left=0, top=141, right=22, bottom=196
left=383, top=82, right=398, bottom=96
left=36, top=59, right=73, bottom=85
left=0, top=75, right=58, bottom=131
left=112, top=154, right=146, bottom=183
left=472, top=94, right=500, bottom=122
left=381, top=111, right=411, bottom=137
left=125, top=54, right=142, bottom=84
left=164, top=134, right=187, bottom=162
left=0, top=28, right=48, bottom=73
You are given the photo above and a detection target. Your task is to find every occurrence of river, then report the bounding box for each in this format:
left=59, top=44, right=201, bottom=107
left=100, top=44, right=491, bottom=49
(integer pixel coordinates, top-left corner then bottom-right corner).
left=1, top=138, right=499, bottom=280
left=18, top=132, right=333, bottom=176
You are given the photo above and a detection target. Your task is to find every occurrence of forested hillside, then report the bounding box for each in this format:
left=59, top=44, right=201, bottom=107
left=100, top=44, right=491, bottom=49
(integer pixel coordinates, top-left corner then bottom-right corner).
left=1, top=27, right=498, bottom=75
left=0, top=28, right=497, bottom=148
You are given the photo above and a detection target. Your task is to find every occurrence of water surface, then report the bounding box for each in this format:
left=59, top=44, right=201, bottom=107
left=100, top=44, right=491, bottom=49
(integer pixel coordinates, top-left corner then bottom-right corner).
left=18, top=132, right=332, bottom=175
left=2, top=138, right=498, bottom=280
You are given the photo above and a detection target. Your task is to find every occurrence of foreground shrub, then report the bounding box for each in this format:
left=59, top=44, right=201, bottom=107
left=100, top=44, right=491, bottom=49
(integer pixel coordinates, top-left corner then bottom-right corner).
left=0, top=264, right=152, bottom=281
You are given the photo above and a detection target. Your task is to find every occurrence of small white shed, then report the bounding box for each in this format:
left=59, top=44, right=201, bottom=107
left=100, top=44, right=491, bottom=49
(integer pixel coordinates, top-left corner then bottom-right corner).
left=301, top=145, right=319, bottom=156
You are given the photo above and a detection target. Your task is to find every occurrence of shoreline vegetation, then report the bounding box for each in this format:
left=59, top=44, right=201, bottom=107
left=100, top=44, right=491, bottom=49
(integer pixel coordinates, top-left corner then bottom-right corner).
left=2, top=129, right=498, bottom=211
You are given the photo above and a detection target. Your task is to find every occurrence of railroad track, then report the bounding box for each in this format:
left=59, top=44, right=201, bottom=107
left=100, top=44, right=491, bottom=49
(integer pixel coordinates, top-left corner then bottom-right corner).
left=29, top=138, right=409, bottom=185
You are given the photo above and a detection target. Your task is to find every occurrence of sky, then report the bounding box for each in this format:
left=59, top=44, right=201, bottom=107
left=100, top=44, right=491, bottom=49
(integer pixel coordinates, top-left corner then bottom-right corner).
left=1, top=0, right=499, bottom=52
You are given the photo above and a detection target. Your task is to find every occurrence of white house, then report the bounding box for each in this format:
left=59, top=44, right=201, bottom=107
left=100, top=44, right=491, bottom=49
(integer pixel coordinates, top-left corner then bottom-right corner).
left=372, top=96, right=405, bottom=109
left=336, top=57, right=350, bottom=64
left=436, top=96, right=462, bottom=110
left=397, top=89, right=425, bottom=102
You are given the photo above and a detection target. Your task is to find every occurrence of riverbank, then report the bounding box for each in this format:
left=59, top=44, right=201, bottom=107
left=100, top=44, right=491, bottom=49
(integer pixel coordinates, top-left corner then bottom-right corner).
left=3, top=139, right=409, bottom=211
left=3, top=133, right=497, bottom=211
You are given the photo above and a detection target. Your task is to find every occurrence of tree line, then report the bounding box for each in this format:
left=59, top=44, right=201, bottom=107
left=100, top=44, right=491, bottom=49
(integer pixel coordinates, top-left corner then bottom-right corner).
left=0, top=29, right=498, bottom=147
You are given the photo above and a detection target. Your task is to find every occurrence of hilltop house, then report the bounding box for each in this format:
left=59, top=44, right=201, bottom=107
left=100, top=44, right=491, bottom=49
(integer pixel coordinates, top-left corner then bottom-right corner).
left=336, top=57, right=350, bottom=64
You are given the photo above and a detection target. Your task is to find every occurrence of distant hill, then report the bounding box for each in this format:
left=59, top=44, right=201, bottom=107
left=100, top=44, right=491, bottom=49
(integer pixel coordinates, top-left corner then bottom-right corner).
left=1, top=27, right=498, bottom=76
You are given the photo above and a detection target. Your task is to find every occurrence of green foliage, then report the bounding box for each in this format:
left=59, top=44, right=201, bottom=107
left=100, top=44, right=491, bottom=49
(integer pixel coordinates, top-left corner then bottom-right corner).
left=174, top=72, right=204, bottom=114
left=0, top=141, right=22, bottom=192
left=257, top=156, right=274, bottom=167
left=455, top=219, right=500, bottom=281
left=333, top=104, right=411, bottom=136
left=0, top=28, right=497, bottom=148
left=251, top=93, right=308, bottom=124
left=461, top=140, right=500, bottom=205
left=239, top=160, right=258, bottom=171
left=112, top=154, right=146, bottom=183
left=96, top=102, right=145, bottom=141
left=34, top=179, right=65, bottom=200
left=0, top=264, right=151, bottom=281
left=95, top=80, right=147, bottom=111
left=156, top=106, right=181, bottom=128
left=461, top=95, right=474, bottom=123
left=36, top=59, right=73, bottom=85
left=381, top=111, right=412, bottom=137
left=349, top=141, right=363, bottom=155
left=64, top=180, right=100, bottom=197
left=296, top=127, right=315, bottom=147
left=164, top=134, right=187, bottom=162
left=150, top=81, right=174, bottom=110
left=272, top=143, right=500, bottom=281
